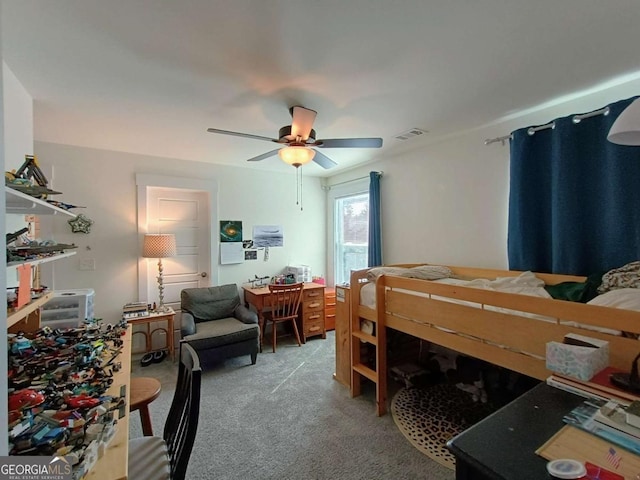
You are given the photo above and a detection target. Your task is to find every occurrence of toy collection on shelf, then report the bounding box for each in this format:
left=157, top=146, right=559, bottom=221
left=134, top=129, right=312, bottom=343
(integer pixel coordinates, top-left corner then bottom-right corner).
left=7, top=318, right=128, bottom=479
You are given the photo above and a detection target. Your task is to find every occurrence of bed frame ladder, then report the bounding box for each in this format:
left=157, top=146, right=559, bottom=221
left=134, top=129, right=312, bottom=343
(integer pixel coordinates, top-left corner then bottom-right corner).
left=350, top=280, right=387, bottom=416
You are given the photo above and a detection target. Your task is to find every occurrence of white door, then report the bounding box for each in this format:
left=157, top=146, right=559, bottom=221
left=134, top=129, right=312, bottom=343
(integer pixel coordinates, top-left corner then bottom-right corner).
left=145, top=187, right=211, bottom=311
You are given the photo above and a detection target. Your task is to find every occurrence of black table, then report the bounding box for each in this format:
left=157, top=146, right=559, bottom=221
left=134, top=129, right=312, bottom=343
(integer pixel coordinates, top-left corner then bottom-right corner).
left=447, top=383, right=584, bottom=480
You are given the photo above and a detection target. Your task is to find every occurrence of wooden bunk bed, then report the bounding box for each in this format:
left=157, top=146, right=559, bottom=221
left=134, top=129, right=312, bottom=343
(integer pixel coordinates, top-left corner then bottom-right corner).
left=349, top=264, right=640, bottom=416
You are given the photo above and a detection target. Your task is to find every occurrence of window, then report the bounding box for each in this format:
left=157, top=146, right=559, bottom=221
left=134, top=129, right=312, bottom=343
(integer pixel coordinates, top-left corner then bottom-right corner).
left=335, top=192, right=369, bottom=285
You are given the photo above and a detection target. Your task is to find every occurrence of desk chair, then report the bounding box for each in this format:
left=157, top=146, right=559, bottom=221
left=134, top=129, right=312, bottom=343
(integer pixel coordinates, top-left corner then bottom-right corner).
left=128, top=342, right=202, bottom=480
left=263, top=283, right=304, bottom=353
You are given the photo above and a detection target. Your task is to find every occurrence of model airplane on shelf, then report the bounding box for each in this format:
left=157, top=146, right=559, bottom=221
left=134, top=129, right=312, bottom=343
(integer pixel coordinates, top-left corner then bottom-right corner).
left=45, top=200, right=86, bottom=210
left=247, top=275, right=270, bottom=289
left=5, top=155, right=62, bottom=198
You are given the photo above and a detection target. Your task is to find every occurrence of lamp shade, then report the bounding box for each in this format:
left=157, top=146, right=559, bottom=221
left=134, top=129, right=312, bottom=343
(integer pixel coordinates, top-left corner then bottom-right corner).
left=608, top=98, right=640, bottom=146
left=143, top=234, right=176, bottom=258
left=278, top=146, right=316, bottom=167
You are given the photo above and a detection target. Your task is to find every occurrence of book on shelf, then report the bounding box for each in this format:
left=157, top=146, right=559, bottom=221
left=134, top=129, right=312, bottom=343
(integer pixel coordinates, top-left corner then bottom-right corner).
left=563, top=398, right=640, bottom=455
left=547, top=374, right=632, bottom=405
left=547, top=366, right=640, bottom=405
left=547, top=375, right=613, bottom=402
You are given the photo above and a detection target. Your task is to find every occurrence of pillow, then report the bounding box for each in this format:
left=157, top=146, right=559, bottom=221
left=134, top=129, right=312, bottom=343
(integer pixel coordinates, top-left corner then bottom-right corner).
left=587, top=288, right=640, bottom=311
left=400, top=265, right=453, bottom=281
left=366, top=265, right=452, bottom=281
left=366, top=266, right=410, bottom=280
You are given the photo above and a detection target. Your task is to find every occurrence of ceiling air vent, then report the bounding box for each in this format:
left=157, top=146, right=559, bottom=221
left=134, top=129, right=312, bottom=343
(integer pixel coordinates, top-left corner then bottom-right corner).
left=394, top=128, right=428, bottom=141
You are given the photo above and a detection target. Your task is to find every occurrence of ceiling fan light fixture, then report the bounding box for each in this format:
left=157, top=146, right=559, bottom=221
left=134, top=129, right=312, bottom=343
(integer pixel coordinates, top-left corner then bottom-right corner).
left=278, top=146, right=315, bottom=167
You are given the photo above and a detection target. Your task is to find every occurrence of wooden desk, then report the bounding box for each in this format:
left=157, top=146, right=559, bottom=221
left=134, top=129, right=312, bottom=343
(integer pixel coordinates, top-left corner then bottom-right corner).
left=126, top=308, right=175, bottom=361
left=86, top=325, right=132, bottom=480
left=243, top=283, right=325, bottom=347
left=447, top=383, right=584, bottom=480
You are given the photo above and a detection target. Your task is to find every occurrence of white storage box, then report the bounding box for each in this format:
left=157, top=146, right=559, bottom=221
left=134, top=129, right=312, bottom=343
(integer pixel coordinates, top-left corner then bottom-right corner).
left=41, top=288, right=95, bottom=328
left=546, top=333, right=609, bottom=381
left=285, top=265, right=312, bottom=283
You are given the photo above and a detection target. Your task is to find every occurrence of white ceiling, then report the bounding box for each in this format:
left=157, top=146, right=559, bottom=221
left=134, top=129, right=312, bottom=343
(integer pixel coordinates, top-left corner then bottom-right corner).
left=3, top=0, right=640, bottom=176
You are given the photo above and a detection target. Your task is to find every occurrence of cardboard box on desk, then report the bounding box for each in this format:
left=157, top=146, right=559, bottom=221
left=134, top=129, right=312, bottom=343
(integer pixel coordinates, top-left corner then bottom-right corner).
left=546, top=333, right=609, bottom=381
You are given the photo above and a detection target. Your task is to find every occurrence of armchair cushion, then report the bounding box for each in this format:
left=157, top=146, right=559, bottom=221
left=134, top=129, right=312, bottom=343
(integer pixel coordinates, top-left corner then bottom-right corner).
left=180, top=312, right=197, bottom=337
left=234, top=304, right=258, bottom=324
left=181, top=284, right=239, bottom=322
left=182, top=317, right=258, bottom=350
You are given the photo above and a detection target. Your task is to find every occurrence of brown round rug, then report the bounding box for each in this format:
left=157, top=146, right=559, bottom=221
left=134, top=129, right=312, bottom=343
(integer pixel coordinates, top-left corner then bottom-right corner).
left=391, top=383, right=495, bottom=470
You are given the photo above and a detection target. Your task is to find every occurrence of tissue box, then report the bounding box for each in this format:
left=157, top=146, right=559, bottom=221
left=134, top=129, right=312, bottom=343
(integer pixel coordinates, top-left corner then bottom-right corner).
left=546, top=333, right=609, bottom=381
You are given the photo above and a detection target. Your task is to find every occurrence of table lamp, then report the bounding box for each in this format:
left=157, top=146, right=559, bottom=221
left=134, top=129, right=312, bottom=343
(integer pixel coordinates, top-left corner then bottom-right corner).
left=143, top=233, right=177, bottom=312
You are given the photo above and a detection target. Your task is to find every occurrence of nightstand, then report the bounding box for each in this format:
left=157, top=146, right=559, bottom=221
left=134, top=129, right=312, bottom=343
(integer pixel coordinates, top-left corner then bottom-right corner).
left=126, top=308, right=175, bottom=361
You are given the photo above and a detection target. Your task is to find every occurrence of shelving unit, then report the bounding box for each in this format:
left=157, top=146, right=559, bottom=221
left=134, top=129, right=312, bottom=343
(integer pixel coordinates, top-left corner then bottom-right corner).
left=5, top=186, right=77, bottom=217
left=5, top=185, right=78, bottom=332
left=7, top=251, right=76, bottom=269
left=7, top=291, right=53, bottom=330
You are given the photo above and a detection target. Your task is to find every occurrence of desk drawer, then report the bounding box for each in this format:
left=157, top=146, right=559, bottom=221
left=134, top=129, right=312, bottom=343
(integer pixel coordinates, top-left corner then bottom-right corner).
left=325, top=309, right=336, bottom=331
left=304, top=316, right=325, bottom=337
left=303, top=288, right=324, bottom=302
left=303, top=299, right=324, bottom=312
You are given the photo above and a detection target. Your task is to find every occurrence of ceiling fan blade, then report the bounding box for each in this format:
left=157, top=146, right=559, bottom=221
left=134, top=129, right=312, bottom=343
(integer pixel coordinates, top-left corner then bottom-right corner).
left=312, top=150, right=338, bottom=169
left=316, top=137, right=383, bottom=148
left=247, top=149, right=281, bottom=162
left=290, top=106, right=317, bottom=141
left=207, top=128, right=278, bottom=143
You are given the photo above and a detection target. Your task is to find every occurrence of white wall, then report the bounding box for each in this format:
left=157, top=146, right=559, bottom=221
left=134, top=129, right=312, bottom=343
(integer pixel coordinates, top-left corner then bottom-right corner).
left=0, top=2, right=8, bottom=456
left=3, top=62, right=32, bottom=171
left=35, top=141, right=326, bottom=323
left=3, top=61, right=34, bottom=266
left=325, top=77, right=640, bottom=274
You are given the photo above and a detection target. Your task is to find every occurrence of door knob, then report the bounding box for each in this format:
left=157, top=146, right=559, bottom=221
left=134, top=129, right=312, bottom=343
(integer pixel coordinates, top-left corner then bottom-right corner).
left=201, top=272, right=208, bottom=278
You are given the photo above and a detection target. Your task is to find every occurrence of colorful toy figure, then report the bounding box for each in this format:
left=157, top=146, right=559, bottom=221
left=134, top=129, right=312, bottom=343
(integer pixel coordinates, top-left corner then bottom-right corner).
left=65, top=394, right=100, bottom=409
left=11, top=333, right=34, bottom=356
left=9, top=389, right=45, bottom=412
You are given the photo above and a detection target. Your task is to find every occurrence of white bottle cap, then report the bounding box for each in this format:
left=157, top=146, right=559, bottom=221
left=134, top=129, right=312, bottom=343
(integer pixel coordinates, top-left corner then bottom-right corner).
left=546, top=459, right=586, bottom=479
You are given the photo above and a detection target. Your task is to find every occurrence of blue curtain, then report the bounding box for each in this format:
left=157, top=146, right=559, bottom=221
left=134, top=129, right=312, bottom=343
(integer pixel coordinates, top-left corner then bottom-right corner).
left=508, top=97, right=640, bottom=276
left=368, top=171, right=382, bottom=267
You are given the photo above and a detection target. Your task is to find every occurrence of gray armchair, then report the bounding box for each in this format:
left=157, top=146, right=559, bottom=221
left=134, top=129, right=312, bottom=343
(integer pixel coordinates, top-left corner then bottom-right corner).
left=180, top=284, right=259, bottom=366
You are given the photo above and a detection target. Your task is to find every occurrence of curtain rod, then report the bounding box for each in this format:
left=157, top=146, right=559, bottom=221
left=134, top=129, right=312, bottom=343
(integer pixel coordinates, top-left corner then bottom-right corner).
left=484, top=106, right=610, bottom=146
left=322, top=171, right=383, bottom=191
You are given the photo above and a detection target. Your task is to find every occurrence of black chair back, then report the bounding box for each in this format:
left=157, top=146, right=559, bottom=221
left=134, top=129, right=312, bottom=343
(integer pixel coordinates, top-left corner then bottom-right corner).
left=163, top=342, right=202, bottom=480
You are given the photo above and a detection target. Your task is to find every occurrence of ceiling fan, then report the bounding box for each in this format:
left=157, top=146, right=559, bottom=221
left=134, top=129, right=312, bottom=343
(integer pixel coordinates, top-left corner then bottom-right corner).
left=207, top=106, right=383, bottom=169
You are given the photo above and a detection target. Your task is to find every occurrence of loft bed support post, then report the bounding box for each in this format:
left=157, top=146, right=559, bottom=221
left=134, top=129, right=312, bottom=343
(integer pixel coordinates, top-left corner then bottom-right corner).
left=375, top=275, right=387, bottom=416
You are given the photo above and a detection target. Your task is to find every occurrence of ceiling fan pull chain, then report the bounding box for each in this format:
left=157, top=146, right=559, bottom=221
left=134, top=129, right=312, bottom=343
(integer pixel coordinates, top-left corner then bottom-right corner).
left=295, top=166, right=303, bottom=211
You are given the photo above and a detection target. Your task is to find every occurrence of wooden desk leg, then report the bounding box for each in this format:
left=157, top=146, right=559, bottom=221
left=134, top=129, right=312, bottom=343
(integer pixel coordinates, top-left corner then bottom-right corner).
left=167, top=315, right=175, bottom=361
left=138, top=405, right=154, bottom=436
left=145, top=322, right=151, bottom=353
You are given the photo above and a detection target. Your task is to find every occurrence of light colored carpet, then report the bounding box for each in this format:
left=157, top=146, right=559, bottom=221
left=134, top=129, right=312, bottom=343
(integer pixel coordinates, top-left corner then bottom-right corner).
left=130, top=332, right=455, bottom=480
